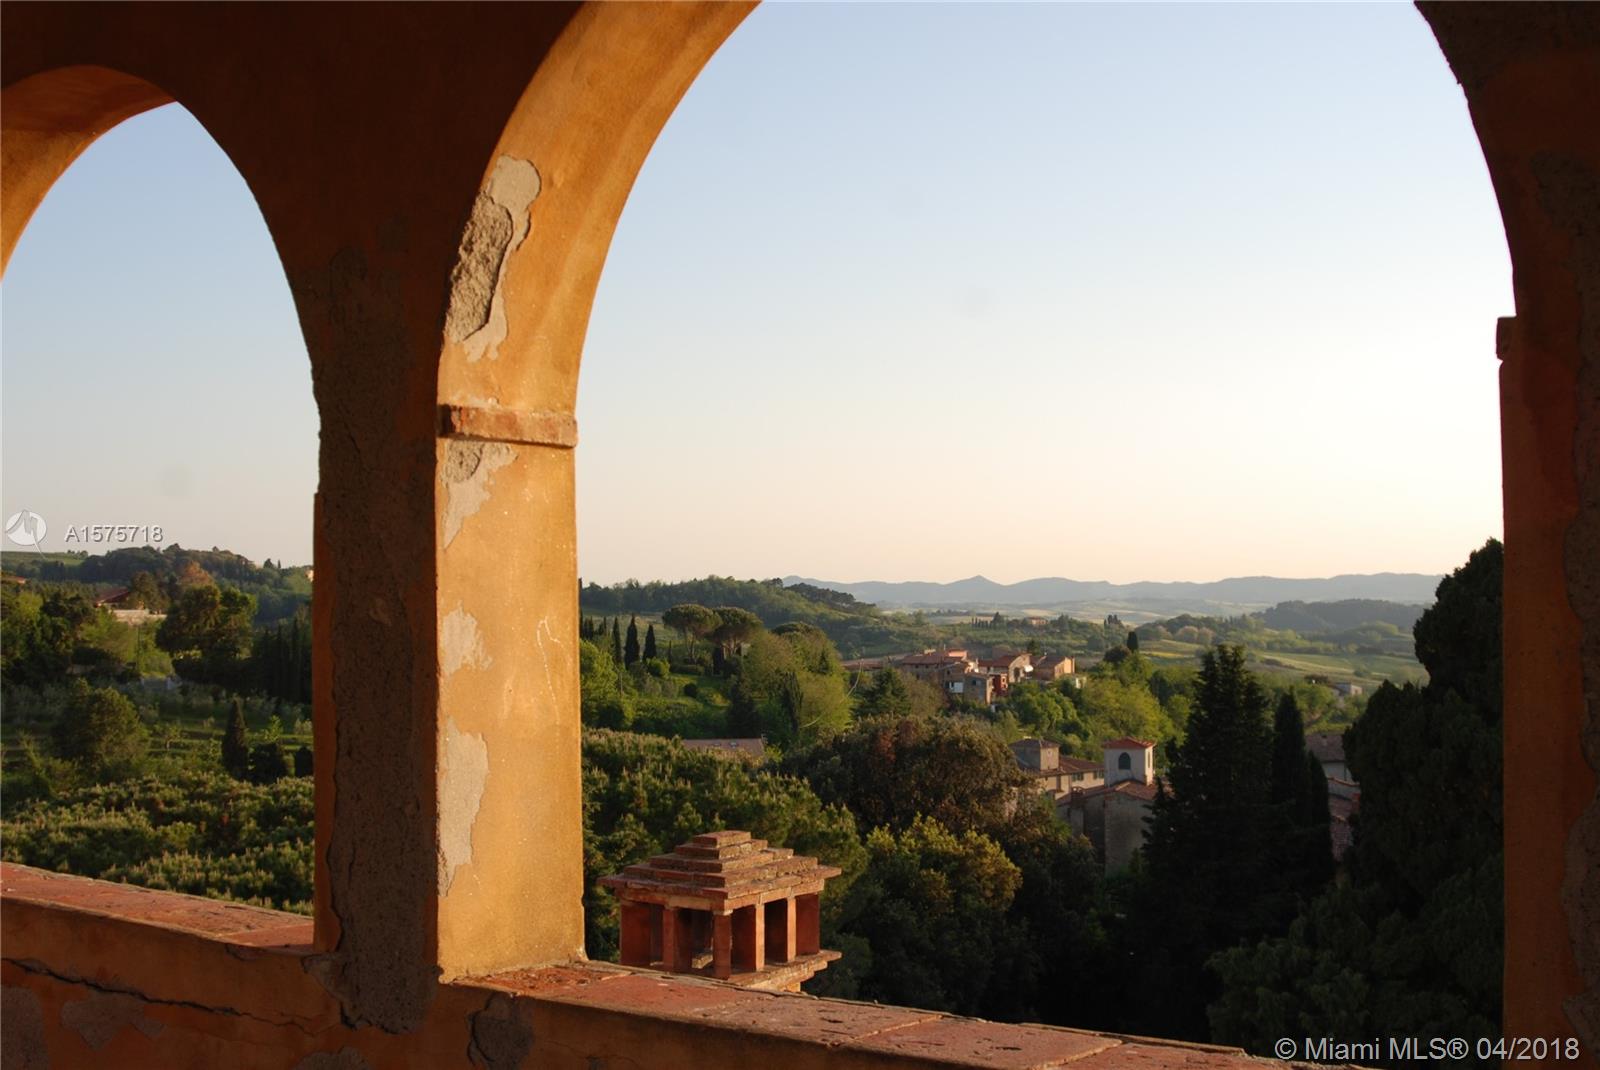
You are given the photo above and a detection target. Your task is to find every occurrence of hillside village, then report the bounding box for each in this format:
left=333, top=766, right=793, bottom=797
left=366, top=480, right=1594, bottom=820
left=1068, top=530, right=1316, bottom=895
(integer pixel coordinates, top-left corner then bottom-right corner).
left=842, top=647, right=1080, bottom=707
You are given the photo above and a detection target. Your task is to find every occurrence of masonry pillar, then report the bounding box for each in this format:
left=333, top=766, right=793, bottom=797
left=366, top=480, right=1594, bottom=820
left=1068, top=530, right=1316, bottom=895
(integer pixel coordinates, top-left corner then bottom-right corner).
left=619, top=902, right=653, bottom=967
left=712, top=912, right=734, bottom=980
left=796, top=894, right=821, bottom=957
left=733, top=905, right=765, bottom=974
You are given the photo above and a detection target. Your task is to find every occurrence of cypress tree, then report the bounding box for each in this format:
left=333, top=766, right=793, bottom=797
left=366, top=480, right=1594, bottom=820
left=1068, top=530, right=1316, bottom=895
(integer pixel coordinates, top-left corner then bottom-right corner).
left=611, top=618, right=623, bottom=664
left=222, top=699, right=251, bottom=779
left=1132, top=644, right=1275, bottom=1039
left=643, top=623, right=657, bottom=661
left=624, top=616, right=641, bottom=667
left=1268, top=693, right=1309, bottom=807
left=1301, top=749, right=1334, bottom=886
left=1126, top=630, right=1140, bottom=654
left=861, top=667, right=913, bottom=718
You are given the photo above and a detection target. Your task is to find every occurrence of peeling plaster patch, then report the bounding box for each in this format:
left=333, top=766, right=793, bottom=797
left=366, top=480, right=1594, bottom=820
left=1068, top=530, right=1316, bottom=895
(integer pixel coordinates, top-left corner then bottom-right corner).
left=468, top=993, right=536, bottom=1069
left=442, top=440, right=515, bottom=548
left=439, top=717, right=490, bottom=895
left=294, top=1048, right=373, bottom=1070
left=2, top=986, right=47, bottom=1070
left=443, top=605, right=493, bottom=675
left=445, top=156, right=540, bottom=363
left=60, top=991, right=163, bottom=1051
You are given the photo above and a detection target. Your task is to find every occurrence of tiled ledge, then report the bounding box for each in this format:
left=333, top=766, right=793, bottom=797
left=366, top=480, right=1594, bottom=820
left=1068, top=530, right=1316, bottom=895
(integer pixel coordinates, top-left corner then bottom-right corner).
left=2, top=864, right=1286, bottom=1069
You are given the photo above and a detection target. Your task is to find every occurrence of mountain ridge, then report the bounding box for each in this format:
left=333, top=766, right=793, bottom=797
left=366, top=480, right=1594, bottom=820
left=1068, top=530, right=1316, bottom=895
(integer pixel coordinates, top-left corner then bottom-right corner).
left=781, top=571, right=1442, bottom=610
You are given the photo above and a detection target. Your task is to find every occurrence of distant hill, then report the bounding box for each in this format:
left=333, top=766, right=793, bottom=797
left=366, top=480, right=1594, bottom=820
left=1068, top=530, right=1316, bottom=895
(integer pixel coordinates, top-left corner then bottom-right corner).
left=2, top=546, right=312, bottom=624
left=1258, top=599, right=1427, bottom=634
left=782, top=572, right=1441, bottom=615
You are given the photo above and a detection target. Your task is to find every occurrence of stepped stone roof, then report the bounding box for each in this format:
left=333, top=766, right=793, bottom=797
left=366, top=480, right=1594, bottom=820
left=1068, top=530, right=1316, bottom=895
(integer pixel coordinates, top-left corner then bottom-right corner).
left=600, top=831, right=840, bottom=911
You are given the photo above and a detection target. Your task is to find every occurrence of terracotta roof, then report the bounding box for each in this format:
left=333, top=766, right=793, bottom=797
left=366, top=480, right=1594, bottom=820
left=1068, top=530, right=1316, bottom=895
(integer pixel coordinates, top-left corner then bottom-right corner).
left=1102, top=736, right=1154, bottom=750
left=1057, top=757, right=1102, bottom=774
left=599, top=831, right=840, bottom=909
left=898, top=653, right=964, bottom=667
left=1306, top=732, right=1346, bottom=763
left=1065, top=779, right=1160, bottom=803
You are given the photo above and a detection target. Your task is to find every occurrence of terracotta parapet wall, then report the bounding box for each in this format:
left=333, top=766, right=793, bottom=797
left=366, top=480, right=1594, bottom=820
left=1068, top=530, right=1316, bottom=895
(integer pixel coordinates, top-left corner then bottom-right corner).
left=1, top=865, right=1281, bottom=1069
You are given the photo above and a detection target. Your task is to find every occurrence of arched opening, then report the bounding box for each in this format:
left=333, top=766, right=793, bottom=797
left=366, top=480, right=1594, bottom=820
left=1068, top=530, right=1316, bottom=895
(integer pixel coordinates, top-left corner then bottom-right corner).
left=1, top=88, right=318, bottom=914
left=563, top=0, right=1523, bottom=1049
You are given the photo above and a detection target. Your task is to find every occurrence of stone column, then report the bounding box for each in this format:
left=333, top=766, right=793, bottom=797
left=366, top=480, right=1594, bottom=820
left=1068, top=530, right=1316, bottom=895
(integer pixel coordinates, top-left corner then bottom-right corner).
left=733, top=904, right=765, bottom=974
left=619, top=901, right=653, bottom=967
left=712, top=912, right=733, bottom=980
left=796, top=894, right=821, bottom=957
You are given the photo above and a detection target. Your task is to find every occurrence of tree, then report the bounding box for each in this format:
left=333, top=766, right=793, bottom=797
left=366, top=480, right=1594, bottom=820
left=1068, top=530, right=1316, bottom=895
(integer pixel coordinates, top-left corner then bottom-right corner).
left=998, top=681, right=1084, bottom=742
left=222, top=699, right=252, bottom=779
left=710, top=606, right=762, bottom=654
left=624, top=616, right=641, bottom=667
left=785, top=715, right=1024, bottom=837
left=858, top=668, right=913, bottom=719
left=1267, top=693, right=1334, bottom=900
left=1210, top=541, right=1505, bottom=1059
left=126, top=571, right=169, bottom=612
left=156, top=584, right=256, bottom=685
left=579, top=639, right=633, bottom=729
left=642, top=623, right=657, bottom=661
left=1126, top=630, right=1140, bottom=654
left=1125, top=644, right=1276, bottom=1040
left=661, top=604, right=721, bottom=659
left=52, top=682, right=148, bottom=780
left=610, top=617, right=623, bottom=665
left=248, top=742, right=290, bottom=784
left=830, top=816, right=1021, bottom=1014
left=726, top=630, right=851, bottom=747
left=294, top=744, right=314, bottom=777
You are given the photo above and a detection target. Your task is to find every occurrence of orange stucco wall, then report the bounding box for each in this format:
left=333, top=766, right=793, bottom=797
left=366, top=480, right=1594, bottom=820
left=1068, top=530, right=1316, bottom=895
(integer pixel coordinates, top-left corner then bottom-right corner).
left=0, top=865, right=1275, bottom=1070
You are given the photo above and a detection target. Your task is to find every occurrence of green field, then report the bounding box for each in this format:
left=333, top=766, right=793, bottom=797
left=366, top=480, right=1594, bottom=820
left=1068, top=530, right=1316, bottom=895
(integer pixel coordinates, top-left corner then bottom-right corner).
left=1139, top=638, right=1423, bottom=688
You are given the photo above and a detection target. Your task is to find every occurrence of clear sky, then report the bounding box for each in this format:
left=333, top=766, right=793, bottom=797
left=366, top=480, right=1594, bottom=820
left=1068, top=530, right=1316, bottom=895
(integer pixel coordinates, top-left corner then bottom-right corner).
left=2, top=2, right=1509, bottom=585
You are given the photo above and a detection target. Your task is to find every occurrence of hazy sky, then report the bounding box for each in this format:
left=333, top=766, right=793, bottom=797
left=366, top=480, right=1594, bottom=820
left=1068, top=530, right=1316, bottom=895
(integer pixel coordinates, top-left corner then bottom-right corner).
left=2, top=3, right=1509, bottom=585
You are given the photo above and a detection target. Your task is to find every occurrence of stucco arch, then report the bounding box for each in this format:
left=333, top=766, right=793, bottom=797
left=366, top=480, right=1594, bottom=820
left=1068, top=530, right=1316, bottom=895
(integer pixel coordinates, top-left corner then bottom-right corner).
left=1, top=65, right=173, bottom=272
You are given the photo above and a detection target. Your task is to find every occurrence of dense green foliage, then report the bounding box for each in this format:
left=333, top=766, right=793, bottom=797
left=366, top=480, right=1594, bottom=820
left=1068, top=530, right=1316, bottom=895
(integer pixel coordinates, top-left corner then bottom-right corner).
left=784, top=715, right=1023, bottom=837
left=158, top=584, right=258, bottom=686
left=1209, top=541, right=1503, bottom=1063
left=51, top=682, right=149, bottom=781
left=1, top=771, right=315, bottom=912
